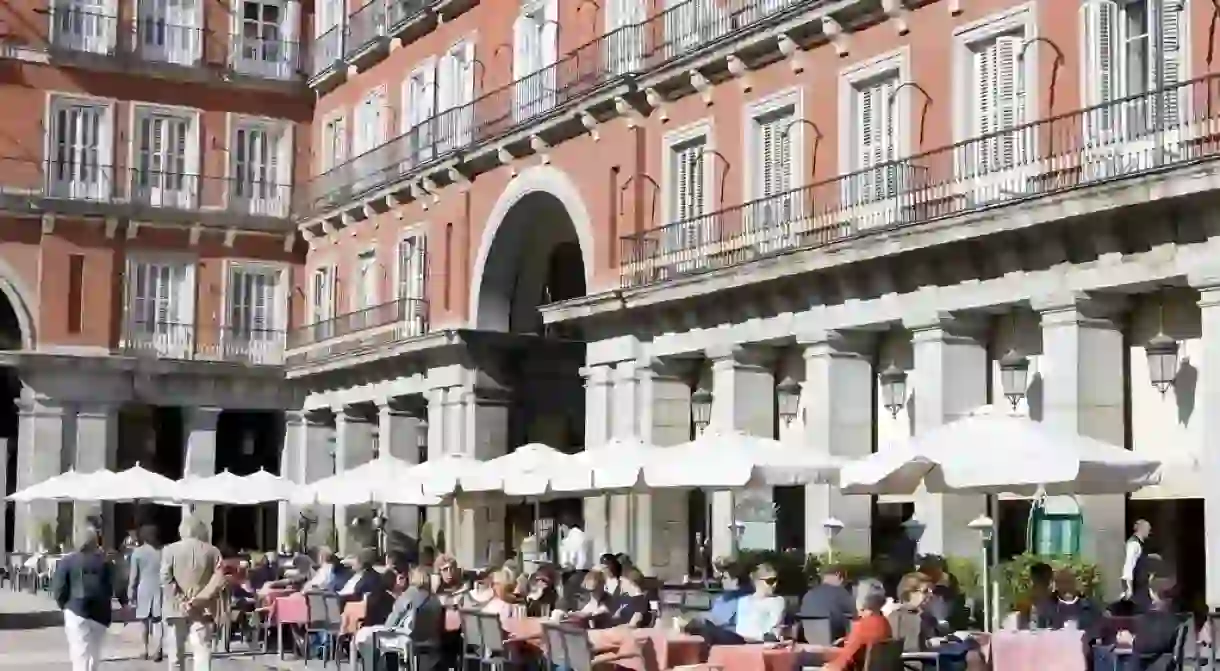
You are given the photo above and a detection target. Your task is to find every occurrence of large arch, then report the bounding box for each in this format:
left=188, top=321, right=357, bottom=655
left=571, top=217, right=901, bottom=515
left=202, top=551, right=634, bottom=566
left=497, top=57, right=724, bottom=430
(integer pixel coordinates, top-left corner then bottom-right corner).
left=0, top=255, right=36, bottom=351
left=468, top=166, right=596, bottom=332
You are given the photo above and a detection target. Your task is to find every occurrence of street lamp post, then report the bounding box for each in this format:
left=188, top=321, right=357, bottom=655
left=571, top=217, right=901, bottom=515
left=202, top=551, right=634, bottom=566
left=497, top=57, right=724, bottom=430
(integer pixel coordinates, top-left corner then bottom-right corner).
left=776, top=378, right=802, bottom=426
left=823, top=516, right=844, bottom=562
left=998, top=348, right=1031, bottom=410
left=1146, top=332, right=1179, bottom=394
left=691, top=388, right=713, bottom=434
left=968, top=513, right=996, bottom=632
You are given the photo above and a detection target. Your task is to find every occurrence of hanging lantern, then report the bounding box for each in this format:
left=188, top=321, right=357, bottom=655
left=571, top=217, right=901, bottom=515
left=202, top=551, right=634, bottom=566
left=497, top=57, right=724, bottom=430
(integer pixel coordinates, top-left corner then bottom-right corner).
left=691, top=388, right=713, bottom=432
left=1145, top=332, right=1179, bottom=394
left=998, top=349, right=1031, bottom=409
left=879, top=362, right=908, bottom=418
left=776, top=378, right=802, bottom=425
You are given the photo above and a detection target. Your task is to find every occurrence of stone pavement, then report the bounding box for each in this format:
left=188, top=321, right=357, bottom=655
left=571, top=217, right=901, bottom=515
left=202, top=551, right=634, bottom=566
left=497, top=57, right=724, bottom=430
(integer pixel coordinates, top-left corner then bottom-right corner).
left=0, top=590, right=332, bottom=670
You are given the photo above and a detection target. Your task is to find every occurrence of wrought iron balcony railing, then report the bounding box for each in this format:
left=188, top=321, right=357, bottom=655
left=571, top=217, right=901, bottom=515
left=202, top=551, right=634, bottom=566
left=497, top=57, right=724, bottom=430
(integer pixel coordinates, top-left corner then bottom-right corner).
left=0, top=159, right=293, bottom=229
left=310, top=23, right=344, bottom=78
left=121, top=321, right=286, bottom=365
left=43, top=7, right=301, bottom=79
left=302, top=0, right=812, bottom=215
left=620, top=74, right=1220, bottom=288
left=286, top=297, right=429, bottom=350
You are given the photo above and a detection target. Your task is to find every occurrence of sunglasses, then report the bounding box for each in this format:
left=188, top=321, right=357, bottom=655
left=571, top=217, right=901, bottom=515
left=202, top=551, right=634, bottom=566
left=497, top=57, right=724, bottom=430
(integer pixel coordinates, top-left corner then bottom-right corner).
left=760, top=577, right=778, bottom=585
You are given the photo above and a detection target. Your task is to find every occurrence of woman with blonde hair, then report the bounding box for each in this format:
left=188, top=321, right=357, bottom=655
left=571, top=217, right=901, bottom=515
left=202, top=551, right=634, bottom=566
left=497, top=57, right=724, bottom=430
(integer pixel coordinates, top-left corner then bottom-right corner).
left=432, top=554, right=467, bottom=606
left=479, top=569, right=517, bottom=619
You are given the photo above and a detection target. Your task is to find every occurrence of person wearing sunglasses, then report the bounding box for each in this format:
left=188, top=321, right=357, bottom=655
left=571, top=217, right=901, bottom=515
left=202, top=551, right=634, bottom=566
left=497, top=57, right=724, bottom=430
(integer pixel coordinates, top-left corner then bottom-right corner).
left=732, top=563, right=787, bottom=643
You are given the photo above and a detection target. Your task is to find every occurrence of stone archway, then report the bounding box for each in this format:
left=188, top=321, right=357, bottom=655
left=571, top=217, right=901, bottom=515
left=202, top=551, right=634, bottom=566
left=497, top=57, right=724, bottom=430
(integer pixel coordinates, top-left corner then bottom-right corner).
left=466, top=167, right=593, bottom=558
left=469, top=166, right=595, bottom=334
left=0, top=259, right=34, bottom=553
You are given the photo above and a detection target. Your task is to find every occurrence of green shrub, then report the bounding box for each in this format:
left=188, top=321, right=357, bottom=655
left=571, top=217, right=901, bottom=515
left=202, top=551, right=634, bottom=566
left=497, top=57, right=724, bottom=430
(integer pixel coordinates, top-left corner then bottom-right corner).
left=38, top=522, right=56, bottom=552
left=995, top=553, right=1102, bottom=613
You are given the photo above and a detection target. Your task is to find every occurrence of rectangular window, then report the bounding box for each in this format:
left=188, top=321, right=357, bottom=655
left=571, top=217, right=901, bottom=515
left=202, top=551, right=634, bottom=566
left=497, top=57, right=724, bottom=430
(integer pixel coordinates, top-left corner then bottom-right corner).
left=320, top=113, right=347, bottom=174
left=402, top=62, right=436, bottom=164
left=135, top=0, right=201, bottom=65
left=225, top=264, right=284, bottom=363
left=396, top=234, right=427, bottom=335
left=671, top=137, right=706, bottom=224
left=512, top=0, right=557, bottom=121
left=67, top=254, right=84, bottom=334
left=132, top=106, right=197, bottom=209
left=124, top=258, right=195, bottom=358
left=1082, top=0, right=1184, bottom=139
left=51, top=0, right=118, bottom=54
left=970, top=34, right=1026, bottom=174
left=352, top=250, right=378, bottom=311
left=850, top=72, right=898, bottom=205
left=232, top=0, right=297, bottom=79
left=437, top=40, right=475, bottom=150
left=744, top=105, right=796, bottom=240
left=662, top=0, right=726, bottom=57
left=605, top=0, right=643, bottom=74
left=230, top=118, right=290, bottom=216
left=47, top=96, right=112, bottom=201
left=310, top=265, right=336, bottom=322
left=351, top=88, right=386, bottom=184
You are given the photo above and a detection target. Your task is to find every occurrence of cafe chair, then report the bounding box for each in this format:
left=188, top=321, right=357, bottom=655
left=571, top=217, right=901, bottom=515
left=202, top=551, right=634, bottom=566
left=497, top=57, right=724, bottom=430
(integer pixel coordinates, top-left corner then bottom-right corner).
left=559, top=623, right=640, bottom=671
left=541, top=621, right=569, bottom=670
left=303, top=591, right=345, bottom=667
left=863, top=639, right=906, bottom=671
left=799, top=617, right=833, bottom=646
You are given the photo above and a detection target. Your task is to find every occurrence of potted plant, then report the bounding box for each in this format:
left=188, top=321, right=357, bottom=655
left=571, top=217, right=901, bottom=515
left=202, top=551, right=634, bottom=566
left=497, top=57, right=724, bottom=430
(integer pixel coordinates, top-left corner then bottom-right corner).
left=37, top=522, right=55, bottom=553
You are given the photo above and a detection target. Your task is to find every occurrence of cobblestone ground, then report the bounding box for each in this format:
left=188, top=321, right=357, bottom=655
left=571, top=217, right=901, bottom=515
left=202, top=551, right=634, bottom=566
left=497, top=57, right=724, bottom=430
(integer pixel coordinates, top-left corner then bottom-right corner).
left=0, top=591, right=321, bottom=670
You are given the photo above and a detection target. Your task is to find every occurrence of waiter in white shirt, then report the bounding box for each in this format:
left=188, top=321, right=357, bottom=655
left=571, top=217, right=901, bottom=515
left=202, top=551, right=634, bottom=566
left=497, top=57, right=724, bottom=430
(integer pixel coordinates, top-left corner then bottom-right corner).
left=1121, top=519, right=1152, bottom=611
left=557, top=514, right=591, bottom=572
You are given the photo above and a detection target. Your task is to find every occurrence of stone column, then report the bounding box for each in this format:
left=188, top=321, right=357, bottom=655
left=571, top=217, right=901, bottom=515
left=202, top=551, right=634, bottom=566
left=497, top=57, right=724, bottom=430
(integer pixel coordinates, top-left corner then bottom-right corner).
left=800, top=330, right=874, bottom=558
left=903, top=315, right=989, bottom=559
left=334, top=404, right=376, bottom=555
left=291, top=409, right=336, bottom=548
left=707, top=344, right=776, bottom=559
left=1192, top=276, right=1220, bottom=607
left=1036, top=293, right=1129, bottom=600
left=448, top=385, right=509, bottom=569
left=72, top=403, right=118, bottom=541
left=582, top=364, right=613, bottom=559
left=424, top=388, right=445, bottom=544
left=183, top=407, right=220, bottom=535
left=15, top=396, right=66, bottom=551
left=379, top=397, right=425, bottom=541
left=633, top=357, right=694, bottom=582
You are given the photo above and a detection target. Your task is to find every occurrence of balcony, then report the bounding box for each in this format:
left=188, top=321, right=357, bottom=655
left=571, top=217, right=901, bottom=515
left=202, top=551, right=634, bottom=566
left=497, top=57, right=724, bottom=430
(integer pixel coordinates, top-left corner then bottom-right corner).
left=300, top=0, right=814, bottom=217
left=620, top=75, right=1220, bottom=288
left=120, top=321, right=286, bottom=365
left=308, top=0, right=455, bottom=93
left=38, top=6, right=303, bottom=84
left=285, top=298, right=430, bottom=366
left=0, top=159, right=295, bottom=233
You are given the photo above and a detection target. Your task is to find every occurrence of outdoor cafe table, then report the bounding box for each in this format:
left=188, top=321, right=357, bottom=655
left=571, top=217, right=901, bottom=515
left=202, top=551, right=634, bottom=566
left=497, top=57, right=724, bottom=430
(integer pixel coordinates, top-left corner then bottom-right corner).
left=502, top=618, right=705, bottom=671
left=989, top=629, right=1087, bottom=671
left=267, top=593, right=308, bottom=659
left=706, top=643, right=829, bottom=671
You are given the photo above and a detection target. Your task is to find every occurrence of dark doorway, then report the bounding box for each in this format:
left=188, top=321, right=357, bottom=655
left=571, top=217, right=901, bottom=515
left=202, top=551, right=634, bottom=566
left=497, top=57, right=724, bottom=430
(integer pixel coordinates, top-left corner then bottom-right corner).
left=214, top=410, right=281, bottom=552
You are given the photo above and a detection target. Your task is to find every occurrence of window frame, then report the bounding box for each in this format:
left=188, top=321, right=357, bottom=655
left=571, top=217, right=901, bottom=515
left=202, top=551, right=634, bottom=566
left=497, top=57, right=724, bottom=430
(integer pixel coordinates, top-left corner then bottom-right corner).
left=951, top=3, right=1037, bottom=145
left=743, top=87, right=804, bottom=201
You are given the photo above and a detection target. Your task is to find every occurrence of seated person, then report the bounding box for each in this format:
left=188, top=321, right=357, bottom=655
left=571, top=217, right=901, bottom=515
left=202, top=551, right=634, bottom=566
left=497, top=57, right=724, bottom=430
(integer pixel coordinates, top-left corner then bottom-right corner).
left=338, top=549, right=383, bottom=604
left=523, top=565, right=560, bottom=617
left=1116, top=577, right=1184, bottom=671
left=817, top=578, right=892, bottom=671
left=799, top=563, right=858, bottom=642
left=294, top=547, right=340, bottom=591
left=431, top=555, right=468, bottom=606
left=364, top=570, right=399, bottom=628
left=686, top=563, right=786, bottom=644
left=1046, top=568, right=1101, bottom=633
left=705, top=565, right=753, bottom=628
left=567, top=569, right=613, bottom=628
left=357, top=567, right=447, bottom=671
left=610, top=568, right=652, bottom=628
left=246, top=553, right=279, bottom=593
left=463, top=569, right=496, bottom=609
left=887, top=572, right=943, bottom=652
left=479, top=569, right=519, bottom=619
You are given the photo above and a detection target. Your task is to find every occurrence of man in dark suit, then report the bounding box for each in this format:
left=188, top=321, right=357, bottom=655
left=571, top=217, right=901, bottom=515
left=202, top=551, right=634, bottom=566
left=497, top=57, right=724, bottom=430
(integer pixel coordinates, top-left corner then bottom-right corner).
left=1120, top=577, right=1184, bottom=671
left=798, top=563, right=857, bottom=642
left=338, top=548, right=384, bottom=604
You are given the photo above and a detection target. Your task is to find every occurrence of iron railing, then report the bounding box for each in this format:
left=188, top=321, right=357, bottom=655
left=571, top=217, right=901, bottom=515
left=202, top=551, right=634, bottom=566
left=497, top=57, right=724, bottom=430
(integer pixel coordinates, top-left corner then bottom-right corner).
left=0, top=159, right=293, bottom=224
left=228, top=32, right=304, bottom=80
left=620, top=74, right=1220, bottom=287
left=344, top=0, right=387, bottom=60
left=302, top=0, right=813, bottom=214
left=121, top=321, right=286, bottom=364
left=287, top=297, right=429, bottom=349
left=310, top=23, right=344, bottom=78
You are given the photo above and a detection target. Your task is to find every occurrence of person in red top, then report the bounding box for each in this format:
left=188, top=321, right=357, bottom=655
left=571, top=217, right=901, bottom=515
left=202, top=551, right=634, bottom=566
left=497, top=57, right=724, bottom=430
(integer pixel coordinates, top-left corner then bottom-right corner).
left=824, top=578, right=893, bottom=671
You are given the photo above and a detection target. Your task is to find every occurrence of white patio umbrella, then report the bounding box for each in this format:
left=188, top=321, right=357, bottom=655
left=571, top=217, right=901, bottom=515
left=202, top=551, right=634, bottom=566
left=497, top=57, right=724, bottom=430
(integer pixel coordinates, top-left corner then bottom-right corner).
left=458, top=443, right=577, bottom=496
left=838, top=405, right=1162, bottom=496
left=6, top=468, right=93, bottom=502
left=642, top=428, right=844, bottom=489
left=291, top=454, right=440, bottom=506
left=239, top=469, right=297, bottom=503
left=79, top=463, right=179, bottom=502
left=401, top=453, right=485, bottom=497
left=550, top=437, right=659, bottom=494
left=172, top=469, right=249, bottom=505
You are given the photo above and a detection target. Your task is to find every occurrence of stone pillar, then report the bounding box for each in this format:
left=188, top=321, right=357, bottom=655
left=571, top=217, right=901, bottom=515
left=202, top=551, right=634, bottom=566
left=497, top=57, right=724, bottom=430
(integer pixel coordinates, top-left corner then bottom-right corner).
left=15, top=396, right=66, bottom=552
left=800, top=330, right=874, bottom=558
left=424, top=388, right=445, bottom=546
left=0, top=436, right=7, bottom=553
left=633, top=357, right=693, bottom=582
left=1036, top=293, right=1129, bottom=600
left=379, top=397, right=425, bottom=541
left=71, top=403, right=118, bottom=542
left=449, top=386, right=509, bottom=569
left=582, top=364, right=613, bottom=559
left=293, top=410, right=336, bottom=549
left=1193, top=276, right=1220, bottom=607
left=903, top=315, right=989, bottom=559
left=334, top=404, right=376, bottom=555
left=183, top=407, right=220, bottom=535
left=707, top=344, right=776, bottom=559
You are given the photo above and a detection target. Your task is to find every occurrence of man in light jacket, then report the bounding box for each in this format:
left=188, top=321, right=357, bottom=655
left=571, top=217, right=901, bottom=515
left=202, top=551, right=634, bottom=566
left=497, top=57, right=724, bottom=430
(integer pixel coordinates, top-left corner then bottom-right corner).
left=160, top=514, right=226, bottom=671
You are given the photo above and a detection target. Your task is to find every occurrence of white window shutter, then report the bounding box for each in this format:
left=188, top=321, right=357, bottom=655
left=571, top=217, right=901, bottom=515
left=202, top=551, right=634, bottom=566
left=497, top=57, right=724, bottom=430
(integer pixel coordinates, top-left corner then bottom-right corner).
left=1158, top=0, right=1182, bottom=125
left=462, top=41, right=476, bottom=101
left=423, top=62, right=437, bottom=118
left=1081, top=0, right=1118, bottom=133
left=282, top=1, right=300, bottom=50
left=760, top=120, right=775, bottom=198
left=513, top=16, right=528, bottom=81
left=692, top=145, right=705, bottom=217
left=543, top=0, right=559, bottom=66
left=995, top=36, right=1023, bottom=168
left=438, top=53, right=454, bottom=112
left=415, top=236, right=427, bottom=303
